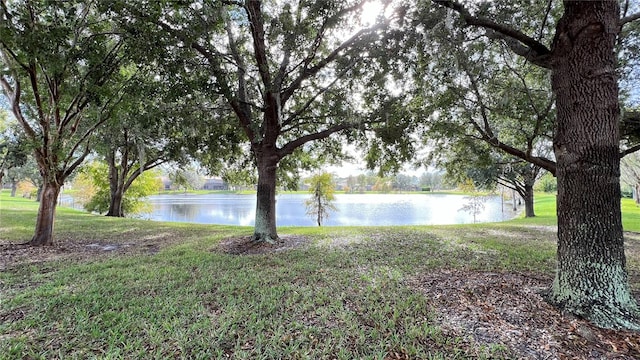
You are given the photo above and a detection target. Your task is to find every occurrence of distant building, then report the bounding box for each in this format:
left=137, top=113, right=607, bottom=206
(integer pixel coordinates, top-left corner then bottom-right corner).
left=203, top=178, right=228, bottom=190
left=159, top=176, right=172, bottom=190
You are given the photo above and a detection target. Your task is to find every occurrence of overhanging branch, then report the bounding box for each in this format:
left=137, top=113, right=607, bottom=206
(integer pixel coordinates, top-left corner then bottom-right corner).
left=433, top=0, right=552, bottom=68
left=278, top=123, right=352, bottom=158
left=621, top=12, right=640, bottom=26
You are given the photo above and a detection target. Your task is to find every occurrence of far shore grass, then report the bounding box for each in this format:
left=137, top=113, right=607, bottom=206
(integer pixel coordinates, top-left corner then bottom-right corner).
left=1, top=191, right=640, bottom=358
left=149, top=188, right=487, bottom=196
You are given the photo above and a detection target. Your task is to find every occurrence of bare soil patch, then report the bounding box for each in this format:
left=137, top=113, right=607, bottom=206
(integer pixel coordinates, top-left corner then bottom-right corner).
left=216, top=235, right=310, bottom=255
left=0, top=232, right=176, bottom=271
left=410, top=270, right=640, bottom=359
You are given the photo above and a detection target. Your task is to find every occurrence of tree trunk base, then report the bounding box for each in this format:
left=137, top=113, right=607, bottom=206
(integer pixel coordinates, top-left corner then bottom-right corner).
left=251, top=233, right=279, bottom=244
left=545, top=294, right=640, bottom=331
left=28, top=235, right=54, bottom=247
left=544, top=267, right=640, bottom=331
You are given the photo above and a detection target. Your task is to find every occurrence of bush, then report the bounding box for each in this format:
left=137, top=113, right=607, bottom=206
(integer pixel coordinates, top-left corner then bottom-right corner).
left=534, top=173, right=557, bottom=193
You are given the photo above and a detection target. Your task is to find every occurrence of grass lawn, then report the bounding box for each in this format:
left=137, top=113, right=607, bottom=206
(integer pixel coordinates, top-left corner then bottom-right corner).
left=1, top=192, right=640, bottom=359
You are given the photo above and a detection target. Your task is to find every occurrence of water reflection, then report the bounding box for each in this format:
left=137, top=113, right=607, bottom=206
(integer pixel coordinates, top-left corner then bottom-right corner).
left=144, top=193, right=518, bottom=226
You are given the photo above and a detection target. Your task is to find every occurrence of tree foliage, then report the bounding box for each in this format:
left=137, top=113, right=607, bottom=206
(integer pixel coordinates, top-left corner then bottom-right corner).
left=0, top=111, right=28, bottom=186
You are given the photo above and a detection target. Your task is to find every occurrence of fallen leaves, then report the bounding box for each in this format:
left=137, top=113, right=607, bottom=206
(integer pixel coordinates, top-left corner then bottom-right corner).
left=410, top=269, right=640, bottom=359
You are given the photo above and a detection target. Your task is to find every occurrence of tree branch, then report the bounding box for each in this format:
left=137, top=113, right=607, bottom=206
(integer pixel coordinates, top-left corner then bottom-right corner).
left=224, top=13, right=256, bottom=143
left=620, top=12, right=640, bottom=26
left=278, top=123, right=352, bottom=158
left=433, top=0, right=552, bottom=68
left=246, top=0, right=272, bottom=91
left=620, top=144, right=640, bottom=158
left=123, top=157, right=168, bottom=191
left=0, top=75, right=37, bottom=140
left=282, top=61, right=357, bottom=127
left=281, top=20, right=389, bottom=104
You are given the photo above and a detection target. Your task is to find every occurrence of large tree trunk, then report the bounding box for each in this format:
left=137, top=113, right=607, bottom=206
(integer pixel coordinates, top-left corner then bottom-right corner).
left=546, top=1, right=639, bottom=329
left=253, top=150, right=279, bottom=243
left=10, top=180, right=17, bottom=197
left=106, top=189, right=124, bottom=217
left=28, top=180, right=61, bottom=246
left=523, top=182, right=535, bottom=218
left=106, top=156, right=125, bottom=217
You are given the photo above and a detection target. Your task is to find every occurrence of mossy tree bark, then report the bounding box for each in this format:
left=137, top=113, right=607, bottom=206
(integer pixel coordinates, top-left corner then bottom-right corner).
left=433, top=0, right=640, bottom=329
left=546, top=1, right=640, bottom=329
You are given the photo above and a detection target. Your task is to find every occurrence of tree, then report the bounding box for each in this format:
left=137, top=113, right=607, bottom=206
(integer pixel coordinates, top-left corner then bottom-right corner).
left=438, top=138, right=543, bottom=217
left=392, top=174, right=417, bottom=191
left=534, top=172, right=557, bottom=194
left=77, top=161, right=162, bottom=216
left=419, top=171, right=444, bottom=191
left=621, top=151, right=640, bottom=204
left=458, top=179, right=486, bottom=223
left=420, top=20, right=556, bottom=218
left=305, top=172, right=338, bottom=227
left=0, top=1, right=133, bottom=245
left=433, top=0, right=640, bottom=329
left=109, top=0, right=414, bottom=243
left=4, top=156, right=39, bottom=198
left=92, top=68, right=222, bottom=217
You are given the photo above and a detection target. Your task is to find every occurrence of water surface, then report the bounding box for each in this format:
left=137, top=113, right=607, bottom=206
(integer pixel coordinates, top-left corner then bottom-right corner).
left=143, top=193, right=518, bottom=226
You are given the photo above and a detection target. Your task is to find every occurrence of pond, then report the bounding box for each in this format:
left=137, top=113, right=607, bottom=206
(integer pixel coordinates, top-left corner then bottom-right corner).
left=141, top=193, right=519, bottom=226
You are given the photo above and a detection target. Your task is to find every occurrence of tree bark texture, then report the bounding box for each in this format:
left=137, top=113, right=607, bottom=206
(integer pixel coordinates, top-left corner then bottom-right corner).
left=523, top=182, right=535, bottom=218
left=547, top=1, right=639, bottom=329
left=28, top=180, right=61, bottom=246
left=106, top=189, right=124, bottom=217
left=106, top=154, right=125, bottom=217
left=253, top=149, right=279, bottom=243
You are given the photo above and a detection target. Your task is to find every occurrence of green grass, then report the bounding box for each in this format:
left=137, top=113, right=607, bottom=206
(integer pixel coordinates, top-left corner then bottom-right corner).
left=1, top=191, right=640, bottom=359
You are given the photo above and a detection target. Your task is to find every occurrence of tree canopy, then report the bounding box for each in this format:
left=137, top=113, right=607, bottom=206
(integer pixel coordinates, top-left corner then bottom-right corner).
left=1, top=0, right=136, bottom=245
left=105, top=0, right=419, bottom=242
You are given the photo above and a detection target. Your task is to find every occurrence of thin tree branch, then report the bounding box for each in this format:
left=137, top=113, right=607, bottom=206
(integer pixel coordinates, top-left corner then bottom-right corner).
left=620, top=144, right=640, bottom=158
left=281, top=19, right=389, bottom=103
left=123, top=157, right=168, bottom=191
left=282, top=61, right=357, bottom=127
left=621, top=12, right=640, bottom=26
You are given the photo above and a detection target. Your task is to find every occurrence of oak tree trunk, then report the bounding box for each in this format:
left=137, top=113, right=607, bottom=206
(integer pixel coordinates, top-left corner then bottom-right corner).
left=253, top=150, right=279, bottom=243
left=28, top=180, right=61, bottom=246
left=547, top=1, right=639, bottom=329
left=523, top=182, right=535, bottom=218
left=106, top=189, right=124, bottom=217
left=106, top=159, right=125, bottom=217
left=10, top=180, right=17, bottom=197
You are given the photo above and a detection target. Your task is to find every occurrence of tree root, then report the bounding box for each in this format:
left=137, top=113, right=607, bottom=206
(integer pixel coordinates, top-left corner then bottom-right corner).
left=251, top=233, right=279, bottom=245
